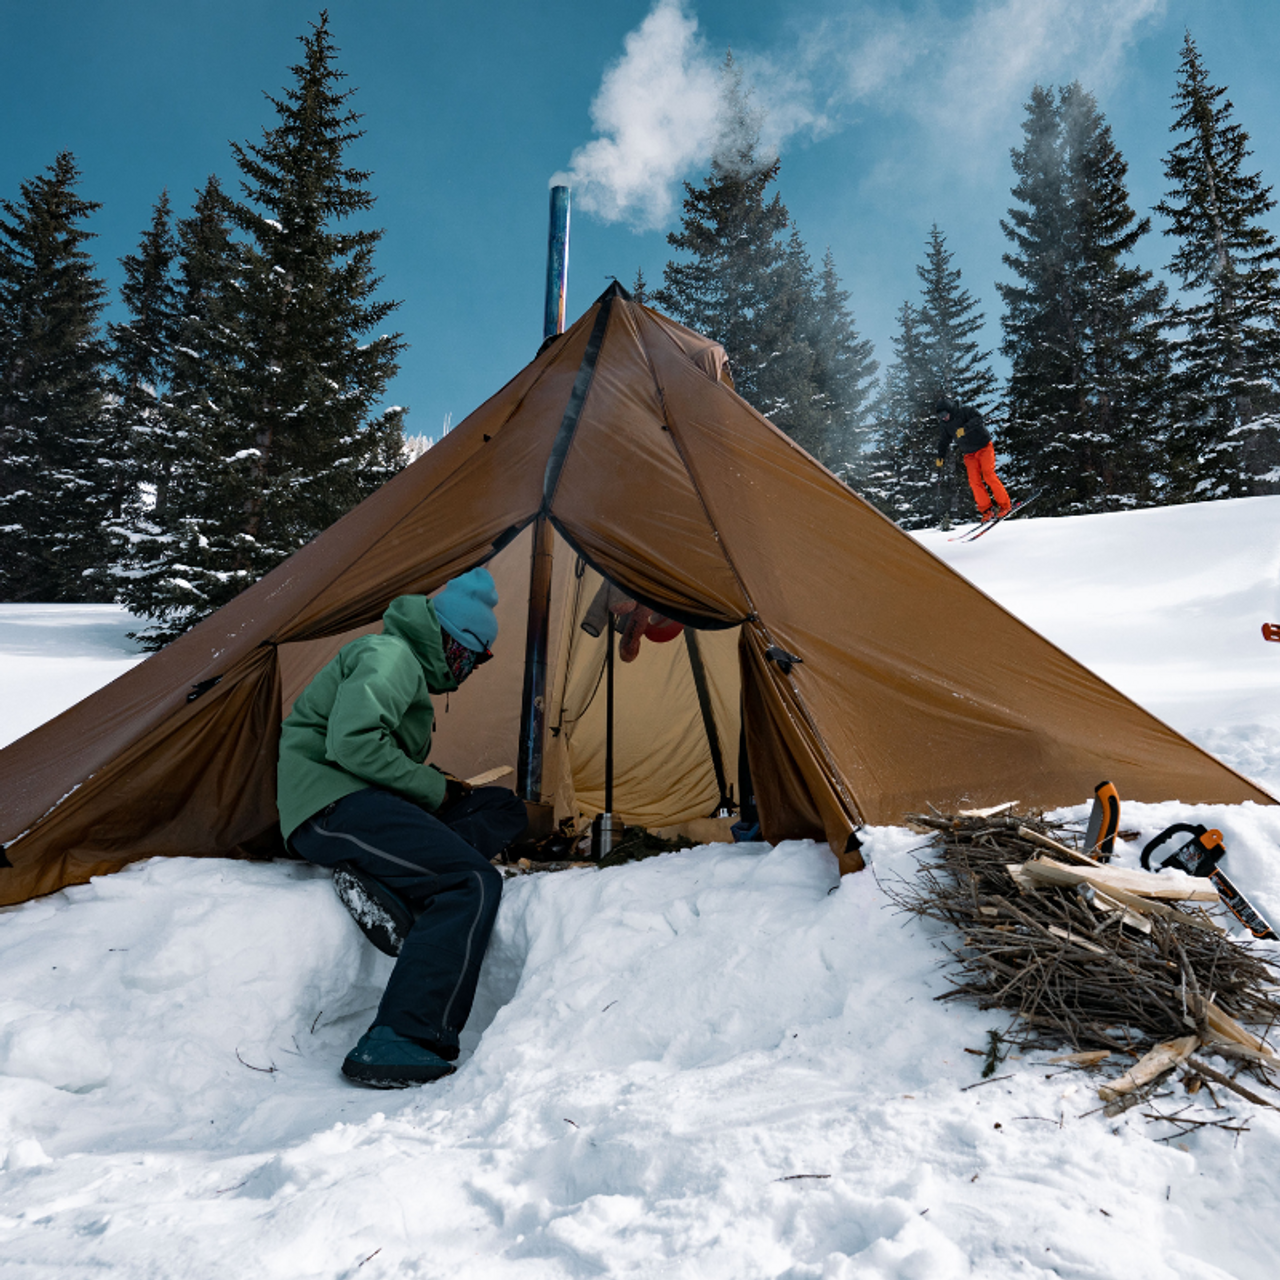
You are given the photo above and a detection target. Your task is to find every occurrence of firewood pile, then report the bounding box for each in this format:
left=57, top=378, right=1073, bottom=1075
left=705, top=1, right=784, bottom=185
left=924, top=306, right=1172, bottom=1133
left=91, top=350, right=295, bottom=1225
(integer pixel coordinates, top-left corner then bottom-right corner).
left=887, top=810, right=1280, bottom=1113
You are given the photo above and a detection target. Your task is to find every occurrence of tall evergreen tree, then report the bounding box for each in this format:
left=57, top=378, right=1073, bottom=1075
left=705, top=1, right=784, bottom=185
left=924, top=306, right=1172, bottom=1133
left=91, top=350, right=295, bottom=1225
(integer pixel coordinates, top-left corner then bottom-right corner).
left=916, top=226, right=999, bottom=523
left=0, top=152, right=111, bottom=601
left=107, top=191, right=180, bottom=560
left=917, top=225, right=998, bottom=411
left=804, top=247, right=879, bottom=475
left=999, top=83, right=1170, bottom=514
left=112, top=176, right=243, bottom=644
left=654, top=57, right=820, bottom=449
left=1156, top=32, right=1280, bottom=498
left=119, top=12, right=407, bottom=641
left=864, top=301, right=937, bottom=527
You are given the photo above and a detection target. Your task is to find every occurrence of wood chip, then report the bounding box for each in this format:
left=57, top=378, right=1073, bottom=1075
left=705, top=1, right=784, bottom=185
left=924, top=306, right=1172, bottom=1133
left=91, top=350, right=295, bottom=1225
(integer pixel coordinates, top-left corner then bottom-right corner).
left=1048, top=1050, right=1112, bottom=1066
left=958, top=802, right=1020, bottom=818
left=1099, top=1036, right=1199, bottom=1102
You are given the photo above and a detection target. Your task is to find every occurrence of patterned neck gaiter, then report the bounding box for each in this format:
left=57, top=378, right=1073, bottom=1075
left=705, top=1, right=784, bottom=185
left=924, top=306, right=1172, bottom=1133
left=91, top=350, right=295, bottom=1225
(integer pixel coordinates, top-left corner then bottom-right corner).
left=442, top=631, right=480, bottom=685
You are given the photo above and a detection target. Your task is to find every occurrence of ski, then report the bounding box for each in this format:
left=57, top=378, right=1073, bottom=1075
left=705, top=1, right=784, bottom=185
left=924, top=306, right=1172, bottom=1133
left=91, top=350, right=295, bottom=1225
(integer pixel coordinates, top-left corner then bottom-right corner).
left=953, top=489, right=1042, bottom=543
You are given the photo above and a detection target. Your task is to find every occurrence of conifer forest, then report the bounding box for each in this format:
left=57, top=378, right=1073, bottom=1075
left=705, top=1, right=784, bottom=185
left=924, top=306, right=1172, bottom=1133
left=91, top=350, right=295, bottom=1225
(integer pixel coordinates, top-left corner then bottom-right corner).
left=3, top=21, right=1278, bottom=640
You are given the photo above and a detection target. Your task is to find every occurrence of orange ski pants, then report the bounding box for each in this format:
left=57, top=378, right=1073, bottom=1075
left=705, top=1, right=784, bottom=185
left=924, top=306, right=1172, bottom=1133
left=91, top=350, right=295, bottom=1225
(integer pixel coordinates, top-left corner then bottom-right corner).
left=963, top=442, right=1009, bottom=515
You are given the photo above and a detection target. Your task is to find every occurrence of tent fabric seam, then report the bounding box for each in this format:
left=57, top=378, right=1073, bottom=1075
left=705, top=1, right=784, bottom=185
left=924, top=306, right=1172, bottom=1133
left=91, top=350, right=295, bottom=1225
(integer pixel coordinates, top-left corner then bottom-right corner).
left=542, top=294, right=615, bottom=510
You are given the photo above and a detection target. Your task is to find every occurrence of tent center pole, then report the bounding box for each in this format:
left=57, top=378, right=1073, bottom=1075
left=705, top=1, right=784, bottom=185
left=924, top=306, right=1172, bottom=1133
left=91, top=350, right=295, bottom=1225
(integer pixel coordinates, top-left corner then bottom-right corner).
left=605, top=617, right=615, bottom=814
left=517, top=515, right=554, bottom=821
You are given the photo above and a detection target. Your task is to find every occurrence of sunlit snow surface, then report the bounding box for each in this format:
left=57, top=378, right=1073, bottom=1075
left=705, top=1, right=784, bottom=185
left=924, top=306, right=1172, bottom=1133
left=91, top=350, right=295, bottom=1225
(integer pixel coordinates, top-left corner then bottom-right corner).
left=1, top=497, right=1278, bottom=1278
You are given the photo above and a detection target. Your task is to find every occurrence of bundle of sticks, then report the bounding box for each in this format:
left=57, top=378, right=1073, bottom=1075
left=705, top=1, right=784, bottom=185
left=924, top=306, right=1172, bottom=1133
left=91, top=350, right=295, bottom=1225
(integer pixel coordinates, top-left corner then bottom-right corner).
left=889, top=811, right=1280, bottom=1106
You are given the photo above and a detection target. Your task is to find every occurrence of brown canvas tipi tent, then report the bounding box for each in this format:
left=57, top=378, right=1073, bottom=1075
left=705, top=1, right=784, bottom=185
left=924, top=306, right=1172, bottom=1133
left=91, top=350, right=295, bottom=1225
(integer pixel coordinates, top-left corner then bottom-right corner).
left=0, top=283, right=1271, bottom=906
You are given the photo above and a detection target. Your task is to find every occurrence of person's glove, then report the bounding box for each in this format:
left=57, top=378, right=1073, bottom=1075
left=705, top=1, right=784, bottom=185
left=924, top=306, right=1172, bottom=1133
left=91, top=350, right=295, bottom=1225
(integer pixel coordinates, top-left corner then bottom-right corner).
left=935, top=457, right=945, bottom=468
left=429, top=765, right=472, bottom=810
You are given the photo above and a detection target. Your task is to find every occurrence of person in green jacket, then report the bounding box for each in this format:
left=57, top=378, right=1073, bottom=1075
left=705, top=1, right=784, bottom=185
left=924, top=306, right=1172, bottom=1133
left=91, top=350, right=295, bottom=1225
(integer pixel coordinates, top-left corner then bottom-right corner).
left=279, top=567, right=526, bottom=1088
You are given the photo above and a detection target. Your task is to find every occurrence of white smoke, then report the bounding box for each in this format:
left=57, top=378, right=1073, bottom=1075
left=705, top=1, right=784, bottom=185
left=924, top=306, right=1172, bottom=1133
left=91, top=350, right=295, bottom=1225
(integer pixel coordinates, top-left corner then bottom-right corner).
left=557, top=0, right=1168, bottom=228
left=551, top=0, right=722, bottom=231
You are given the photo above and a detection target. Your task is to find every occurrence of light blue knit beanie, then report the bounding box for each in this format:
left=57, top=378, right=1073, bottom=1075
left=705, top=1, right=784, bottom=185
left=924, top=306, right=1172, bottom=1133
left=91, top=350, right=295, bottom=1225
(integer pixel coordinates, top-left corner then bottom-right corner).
left=433, top=567, right=499, bottom=651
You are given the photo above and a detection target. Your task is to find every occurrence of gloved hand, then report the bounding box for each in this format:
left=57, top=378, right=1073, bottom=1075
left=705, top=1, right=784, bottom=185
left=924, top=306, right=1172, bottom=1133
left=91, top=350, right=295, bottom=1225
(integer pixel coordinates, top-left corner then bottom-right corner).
left=429, top=765, right=472, bottom=811
left=935, top=457, right=944, bottom=468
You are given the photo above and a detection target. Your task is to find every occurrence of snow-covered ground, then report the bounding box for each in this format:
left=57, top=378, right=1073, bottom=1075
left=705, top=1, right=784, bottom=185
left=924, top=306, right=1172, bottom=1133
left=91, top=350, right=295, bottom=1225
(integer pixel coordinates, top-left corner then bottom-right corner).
left=1, top=497, right=1279, bottom=1278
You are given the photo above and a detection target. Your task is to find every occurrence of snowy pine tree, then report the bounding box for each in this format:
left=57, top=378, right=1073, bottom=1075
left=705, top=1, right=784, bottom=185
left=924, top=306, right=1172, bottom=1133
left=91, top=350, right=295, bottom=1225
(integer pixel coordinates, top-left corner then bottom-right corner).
left=656, top=58, right=876, bottom=469
left=112, top=177, right=244, bottom=644
left=804, top=248, right=879, bottom=477
left=106, top=191, right=180, bottom=583
left=865, top=230, right=995, bottom=528
left=865, top=302, right=938, bottom=527
left=1156, top=32, right=1280, bottom=499
left=654, top=58, right=821, bottom=452
left=917, top=225, right=997, bottom=413
left=119, top=13, right=407, bottom=642
left=218, top=11, right=406, bottom=579
left=999, top=84, right=1170, bottom=515
left=917, top=225, right=999, bottom=523
left=0, top=152, right=112, bottom=602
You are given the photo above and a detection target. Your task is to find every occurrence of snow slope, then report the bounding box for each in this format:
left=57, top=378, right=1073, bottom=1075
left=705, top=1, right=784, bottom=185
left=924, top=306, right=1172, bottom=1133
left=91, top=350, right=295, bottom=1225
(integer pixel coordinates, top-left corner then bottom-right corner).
left=1, top=498, right=1278, bottom=1278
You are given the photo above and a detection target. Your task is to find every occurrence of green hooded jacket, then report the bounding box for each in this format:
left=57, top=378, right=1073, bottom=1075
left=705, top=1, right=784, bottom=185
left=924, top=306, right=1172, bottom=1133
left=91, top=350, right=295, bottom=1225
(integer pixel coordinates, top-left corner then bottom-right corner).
left=276, top=595, right=457, bottom=841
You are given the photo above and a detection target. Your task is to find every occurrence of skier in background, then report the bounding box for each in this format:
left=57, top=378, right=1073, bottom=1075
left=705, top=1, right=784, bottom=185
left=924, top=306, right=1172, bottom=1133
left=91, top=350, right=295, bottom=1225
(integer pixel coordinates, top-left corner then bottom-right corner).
left=935, top=396, right=1011, bottom=524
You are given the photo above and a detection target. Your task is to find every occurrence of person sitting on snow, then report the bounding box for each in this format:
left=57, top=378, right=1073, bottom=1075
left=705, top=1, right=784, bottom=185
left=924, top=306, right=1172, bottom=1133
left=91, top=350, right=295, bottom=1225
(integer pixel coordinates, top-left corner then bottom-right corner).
left=935, top=396, right=1011, bottom=524
left=277, top=567, right=526, bottom=1089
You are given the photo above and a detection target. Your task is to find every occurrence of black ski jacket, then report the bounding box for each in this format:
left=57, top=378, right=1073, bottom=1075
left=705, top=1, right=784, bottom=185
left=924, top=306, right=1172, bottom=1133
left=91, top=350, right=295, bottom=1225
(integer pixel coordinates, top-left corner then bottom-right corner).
left=935, top=399, right=991, bottom=462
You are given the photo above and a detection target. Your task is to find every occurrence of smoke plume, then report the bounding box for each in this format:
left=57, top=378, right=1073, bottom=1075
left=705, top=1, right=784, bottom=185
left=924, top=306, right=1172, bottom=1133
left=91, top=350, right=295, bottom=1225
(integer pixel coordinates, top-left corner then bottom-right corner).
left=556, top=0, right=1167, bottom=228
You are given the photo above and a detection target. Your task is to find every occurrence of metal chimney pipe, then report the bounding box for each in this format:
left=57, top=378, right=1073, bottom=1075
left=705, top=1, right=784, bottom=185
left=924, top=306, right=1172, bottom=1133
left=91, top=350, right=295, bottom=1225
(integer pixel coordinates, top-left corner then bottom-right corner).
left=543, top=185, right=571, bottom=340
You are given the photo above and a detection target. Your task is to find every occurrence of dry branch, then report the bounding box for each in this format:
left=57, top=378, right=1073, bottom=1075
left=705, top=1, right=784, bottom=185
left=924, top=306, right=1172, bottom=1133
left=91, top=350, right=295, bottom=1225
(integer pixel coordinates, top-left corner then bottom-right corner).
left=888, top=811, right=1280, bottom=1100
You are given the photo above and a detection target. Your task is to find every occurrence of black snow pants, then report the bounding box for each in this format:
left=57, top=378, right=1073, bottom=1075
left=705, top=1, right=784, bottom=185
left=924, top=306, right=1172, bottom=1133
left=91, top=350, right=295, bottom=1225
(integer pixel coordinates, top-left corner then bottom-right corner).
left=289, top=785, right=526, bottom=1056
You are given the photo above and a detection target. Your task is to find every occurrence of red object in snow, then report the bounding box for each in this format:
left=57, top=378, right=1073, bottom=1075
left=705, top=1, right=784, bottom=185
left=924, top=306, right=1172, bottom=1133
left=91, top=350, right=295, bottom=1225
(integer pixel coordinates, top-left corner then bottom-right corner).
left=1263, top=623, right=1280, bottom=642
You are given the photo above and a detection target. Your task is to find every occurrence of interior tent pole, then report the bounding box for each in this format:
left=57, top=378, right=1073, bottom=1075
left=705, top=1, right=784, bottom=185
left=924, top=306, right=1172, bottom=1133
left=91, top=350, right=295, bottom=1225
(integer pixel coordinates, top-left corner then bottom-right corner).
left=604, top=618, right=615, bottom=815
left=517, top=186, right=571, bottom=827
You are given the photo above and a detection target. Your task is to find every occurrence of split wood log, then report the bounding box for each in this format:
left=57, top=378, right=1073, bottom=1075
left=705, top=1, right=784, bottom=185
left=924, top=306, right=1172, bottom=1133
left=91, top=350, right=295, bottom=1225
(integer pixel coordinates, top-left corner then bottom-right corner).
left=958, top=802, right=1020, bottom=818
left=1196, top=996, right=1276, bottom=1058
left=1086, top=883, right=1223, bottom=936
left=1016, top=857, right=1219, bottom=904
left=1098, top=1035, right=1199, bottom=1102
left=464, top=765, right=515, bottom=788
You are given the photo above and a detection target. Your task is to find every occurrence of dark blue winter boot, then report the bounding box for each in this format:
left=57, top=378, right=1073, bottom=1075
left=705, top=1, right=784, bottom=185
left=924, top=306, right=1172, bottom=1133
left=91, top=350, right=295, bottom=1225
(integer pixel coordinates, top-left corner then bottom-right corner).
left=341, top=1025, right=456, bottom=1088
left=332, top=864, right=414, bottom=957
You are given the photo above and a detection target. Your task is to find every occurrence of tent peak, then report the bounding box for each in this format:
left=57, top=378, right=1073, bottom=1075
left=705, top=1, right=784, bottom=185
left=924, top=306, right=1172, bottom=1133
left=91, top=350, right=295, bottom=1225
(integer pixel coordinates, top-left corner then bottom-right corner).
left=597, top=279, right=633, bottom=304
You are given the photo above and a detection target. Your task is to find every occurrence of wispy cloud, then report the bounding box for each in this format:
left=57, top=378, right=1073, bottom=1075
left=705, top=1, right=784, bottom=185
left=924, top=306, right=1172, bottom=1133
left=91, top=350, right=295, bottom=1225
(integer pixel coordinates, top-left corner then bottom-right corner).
left=557, top=0, right=1167, bottom=228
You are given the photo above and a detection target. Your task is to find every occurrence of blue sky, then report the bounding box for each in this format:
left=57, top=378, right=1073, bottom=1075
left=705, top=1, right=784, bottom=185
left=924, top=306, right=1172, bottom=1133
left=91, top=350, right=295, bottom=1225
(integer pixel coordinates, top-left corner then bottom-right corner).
left=3, top=1, right=1277, bottom=440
